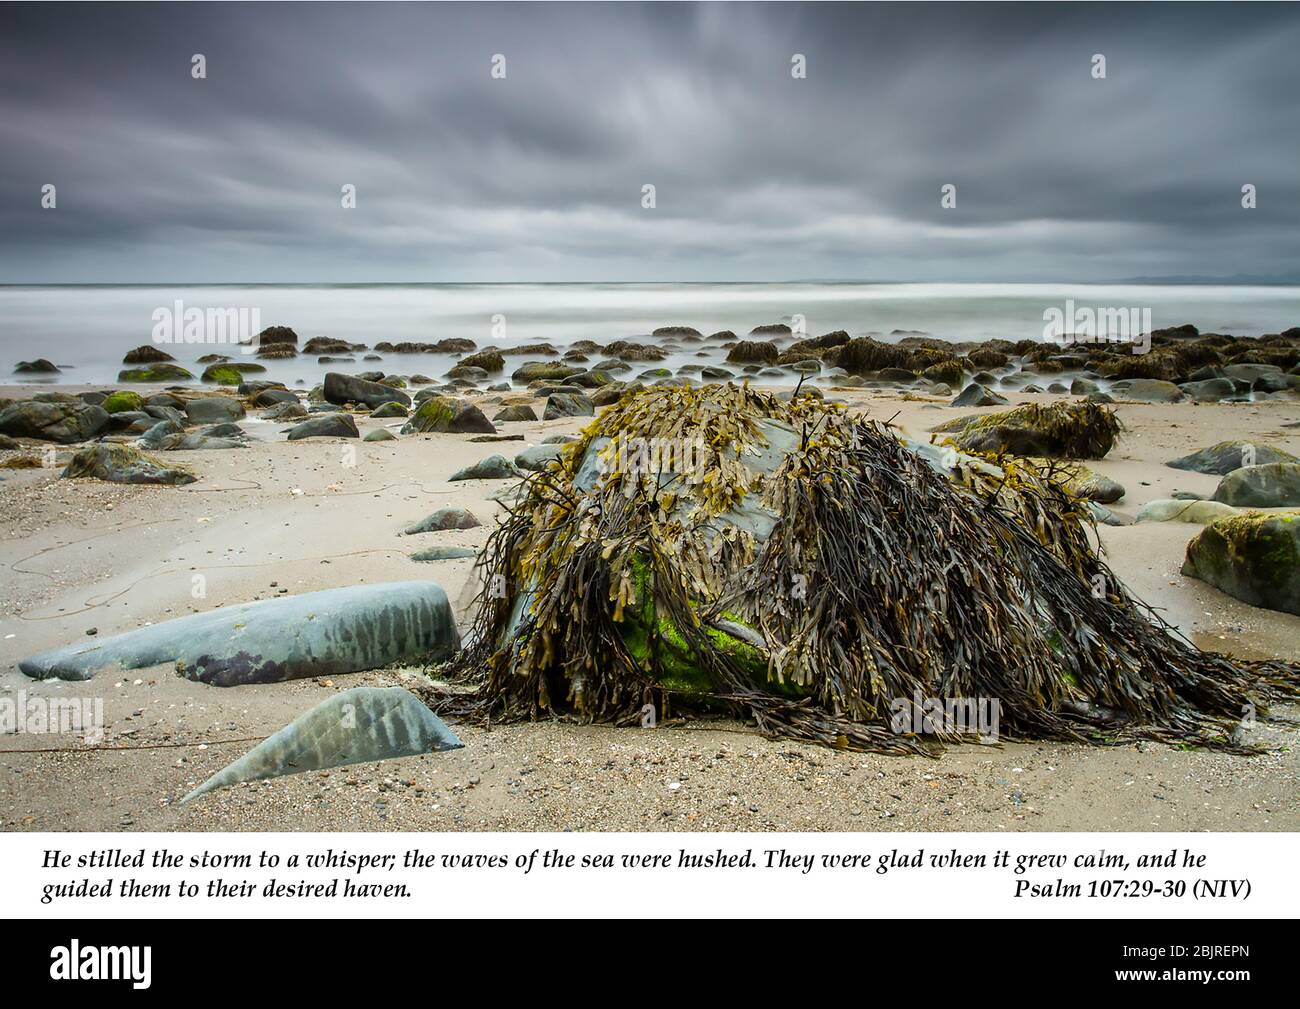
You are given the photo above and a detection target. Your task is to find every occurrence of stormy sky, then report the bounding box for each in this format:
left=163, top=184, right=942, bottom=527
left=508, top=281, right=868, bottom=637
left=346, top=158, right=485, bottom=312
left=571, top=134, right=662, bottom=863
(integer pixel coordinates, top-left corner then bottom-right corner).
left=1, top=2, right=1298, bottom=283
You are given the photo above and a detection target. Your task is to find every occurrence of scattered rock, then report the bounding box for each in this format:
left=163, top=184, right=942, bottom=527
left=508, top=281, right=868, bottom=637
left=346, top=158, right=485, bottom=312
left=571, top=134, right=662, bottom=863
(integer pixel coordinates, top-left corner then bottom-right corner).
left=323, top=372, right=411, bottom=409
left=0, top=399, right=110, bottom=443
left=404, top=507, right=480, bottom=535
left=1212, top=463, right=1300, bottom=508
left=117, top=364, right=195, bottom=383
left=411, top=546, right=479, bottom=561
left=1167, top=441, right=1297, bottom=476
left=543, top=392, right=594, bottom=420
left=286, top=413, right=360, bottom=440
left=515, top=443, right=564, bottom=471
left=61, top=443, right=196, bottom=485
left=1182, top=511, right=1300, bottom=615
left=950, top=383, right=1008, bottom=408
left=448, top=455, right=522, bottom=481
left=1136, top=499, right=1239, bottom=524
left=493, top=404, right=537, bottom=422
left=19, top=581, right=460, bottom=684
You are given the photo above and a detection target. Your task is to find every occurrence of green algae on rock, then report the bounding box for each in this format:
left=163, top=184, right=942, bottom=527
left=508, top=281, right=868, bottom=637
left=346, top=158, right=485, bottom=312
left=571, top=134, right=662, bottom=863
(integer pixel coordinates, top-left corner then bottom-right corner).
left=1182, top=511, right=1300, bottom=616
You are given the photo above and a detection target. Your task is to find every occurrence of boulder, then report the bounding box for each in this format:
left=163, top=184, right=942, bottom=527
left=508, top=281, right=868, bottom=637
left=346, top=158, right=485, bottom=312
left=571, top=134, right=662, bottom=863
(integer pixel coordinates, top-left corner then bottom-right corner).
left=448, top=402, right=497, bottom=434
left=122, top=345, right=176, bottom=365
left=1212, top=463, right=1300, bottom=508
left=184, top=396, right=246, bottom=424
left=459, top=349, right=505, bottom=372
left=511, top=361, right=584, bottom=383
left=323, top=372, right=411, bottom=409
left=370, top=401, right=409, bottom=418
left=1107, top=379, right=1184, bottom=403
left=19, top=581, right=460, bottom=685
left=1182, top=512, right=1300, bottom=615
left=285, top=413, right=359, bottom=440
left=181, top=687, right=462, bottom=802
left=117, top=364, right=195, bottom=383
left=14, top=358, right=60, bottom=373
left=1177, top=378, right=1238, bottom=403
left=61, top=443, right=197, bottom=485
left=0, top=399, right=110, bottom=443
left=950, top=383, right=1008, bottom=408
left=725, top=340, right=779, bottom=365
left=493, top=404, right=538, bottom=423
left=101, top=391, right=145, bottom=414
left=543, top=392, right=594, bottom=420
left=401, top=394, right=455, bottom=434
left=1167, top=441, right=1297, bottom=476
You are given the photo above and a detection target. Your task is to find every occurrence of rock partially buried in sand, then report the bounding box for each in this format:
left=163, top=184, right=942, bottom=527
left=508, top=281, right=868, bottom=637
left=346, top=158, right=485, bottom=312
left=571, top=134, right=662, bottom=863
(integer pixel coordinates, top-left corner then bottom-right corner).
left=448, top=454, right=522, bottom=481
left=404, top=507, right=480, bottom=535
left=411, top=546, right=478, bottom=561
left=62, top=443, right=197, bottom=485
left=180, top=686, right=463, bottom=802
left=1167, top=441, right=1298, bottom=476
left=1136, top=499, right=1238, bottom=524
left=1182, top=511, right=1300, bottom=616
left=950, top=383, right=1008, bottom=408
left=401, top=394, right=455, bottom=433
left=19, top=581, right=460, bottom=685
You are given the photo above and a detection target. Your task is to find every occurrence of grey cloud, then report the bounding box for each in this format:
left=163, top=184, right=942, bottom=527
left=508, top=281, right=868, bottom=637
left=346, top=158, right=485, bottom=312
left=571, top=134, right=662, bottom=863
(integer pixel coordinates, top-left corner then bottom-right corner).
left=0, top=2, right=1297, bottom=282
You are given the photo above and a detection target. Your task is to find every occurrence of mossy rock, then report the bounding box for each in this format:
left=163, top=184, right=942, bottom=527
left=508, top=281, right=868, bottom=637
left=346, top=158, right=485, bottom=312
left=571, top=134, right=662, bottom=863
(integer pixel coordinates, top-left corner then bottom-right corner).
left=460, top=349, right=505, bottom=373
left=921, top=358, right=966, bottom=388
left=401, top=395, right=455, bottom=434
left=200, top=362, right=264, bottom=385
left=101, top=391, right=145, bottom=414
left=117, top=364, right=195, bottom=383
left=370, top=401, right=409, bottom=418
left=1182, top=511, right=1300, bottom=615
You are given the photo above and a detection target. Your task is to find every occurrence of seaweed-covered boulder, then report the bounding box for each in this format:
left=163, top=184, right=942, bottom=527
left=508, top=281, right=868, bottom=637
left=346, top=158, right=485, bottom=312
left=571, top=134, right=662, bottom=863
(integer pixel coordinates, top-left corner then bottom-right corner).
left=323, top=372, right=411, bottom=409
left=1212, top=463, right=1300, bottom=508
left=442, top=384, right=1297, bottom=755
left=459, top=349, right=505, bottom=373
left=401, top=394, right=455, bottom=433
left=725, top=340, right=779, bottom=365
left=182, top=687, right=462, bottom=801
left=1168, top=441, right=1298, bottom=476
left=0, top=400, right=109, bottom=443
left=117, top=363, right=195, bottom=383
left=19, top=581, right=460, bottom=684
left=62, top=443, right=196, bottom=485
left=1182, top=512, right=1300, bottom=615
left=932, top=402, right=1121, bottom=459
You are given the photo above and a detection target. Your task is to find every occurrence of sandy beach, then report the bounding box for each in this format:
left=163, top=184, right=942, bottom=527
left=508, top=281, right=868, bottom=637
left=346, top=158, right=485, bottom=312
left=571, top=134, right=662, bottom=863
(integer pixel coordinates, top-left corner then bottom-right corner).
left=2, top=379, right=1297, bottom=832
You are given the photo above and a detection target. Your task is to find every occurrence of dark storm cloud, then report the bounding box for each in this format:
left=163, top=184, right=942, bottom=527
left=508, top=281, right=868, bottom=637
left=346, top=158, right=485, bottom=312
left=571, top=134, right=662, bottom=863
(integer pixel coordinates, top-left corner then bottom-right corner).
left=1, top=2, right=1297, bottom=282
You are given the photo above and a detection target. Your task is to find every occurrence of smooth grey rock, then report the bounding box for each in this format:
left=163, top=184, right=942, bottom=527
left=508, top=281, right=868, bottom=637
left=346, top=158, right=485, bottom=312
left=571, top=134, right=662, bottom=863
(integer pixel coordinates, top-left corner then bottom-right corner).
left=1212, top=463, right=1300, bottom=507
left=493, top=404, right=538, bottom=423
left=1136, top=499, right=1238, bottom=524
left=181, top=687, right=462, bottom=802
left=364, top=428, right=397, bottom=442
left=543, top=392, right=594, bottom=420
left=951, top=383, right=1008, bottom=408
left=286, top=413, right=359, bottom=440
left=323, top=371, right=411, bottom=409
left=448, top=454, right=522, bottom=481
left=184, top=396, right=246, bottom=424
left=404, top=507, right=480, bottom=535
left=19, top=581, right=460, bottom=685
left=1108, top=379, right=1184, bottom=403
left=1167, top=441, right=1297, bottom=476
left=515, top=444, right=564, bottom=472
